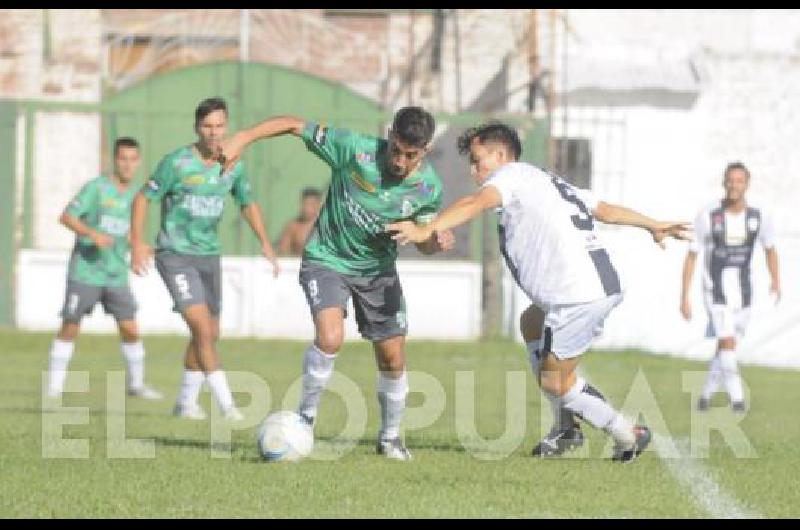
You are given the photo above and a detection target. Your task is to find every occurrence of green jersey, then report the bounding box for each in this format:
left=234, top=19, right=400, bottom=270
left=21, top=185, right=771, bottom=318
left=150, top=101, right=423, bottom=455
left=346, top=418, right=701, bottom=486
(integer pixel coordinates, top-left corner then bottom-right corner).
left=64, top=175, right=137, bottom=287
left=142, top=145, right=253, bottom=255
left=300, top=122, right=443, bottom=275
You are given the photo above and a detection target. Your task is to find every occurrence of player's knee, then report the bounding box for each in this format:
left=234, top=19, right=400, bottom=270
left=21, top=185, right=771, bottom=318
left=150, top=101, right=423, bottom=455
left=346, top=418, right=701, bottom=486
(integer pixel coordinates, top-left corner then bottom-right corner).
left=316, top=330, right=343, bottom=355
left=58, top=322, right=80, bottom=341
left=718, top=337, right=736, bottom=350
left=538, top=370, right=569, bottom=397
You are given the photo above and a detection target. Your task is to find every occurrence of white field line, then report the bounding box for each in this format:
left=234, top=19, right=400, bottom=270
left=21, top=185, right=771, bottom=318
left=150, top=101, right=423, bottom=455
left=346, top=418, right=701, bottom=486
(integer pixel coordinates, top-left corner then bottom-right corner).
left=652, top=434, right=763, bottom=519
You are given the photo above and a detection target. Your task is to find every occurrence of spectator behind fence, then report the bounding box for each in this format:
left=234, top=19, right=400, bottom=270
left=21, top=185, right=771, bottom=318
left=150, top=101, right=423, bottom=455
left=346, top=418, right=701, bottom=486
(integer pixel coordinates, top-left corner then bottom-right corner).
left=277, top=187, right=323, bottom=256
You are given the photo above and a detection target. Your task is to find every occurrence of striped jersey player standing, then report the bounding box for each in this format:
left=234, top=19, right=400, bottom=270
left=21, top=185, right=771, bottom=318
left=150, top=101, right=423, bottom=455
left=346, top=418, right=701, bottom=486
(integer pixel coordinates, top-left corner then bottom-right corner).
left=389, top=122, right=690, bottom=463
left=681, top=162, right=780, bottom=412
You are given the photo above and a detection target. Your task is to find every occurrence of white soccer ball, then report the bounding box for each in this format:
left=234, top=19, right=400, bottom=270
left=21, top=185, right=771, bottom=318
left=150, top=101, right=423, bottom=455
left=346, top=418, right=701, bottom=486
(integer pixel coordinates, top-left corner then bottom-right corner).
left=256, top=411, right=314, bottom=462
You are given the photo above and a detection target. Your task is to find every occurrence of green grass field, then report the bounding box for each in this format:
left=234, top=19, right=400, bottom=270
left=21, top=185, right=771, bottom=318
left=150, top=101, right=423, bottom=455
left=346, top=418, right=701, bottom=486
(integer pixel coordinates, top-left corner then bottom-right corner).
left=1, top=328, right=798, bottom=518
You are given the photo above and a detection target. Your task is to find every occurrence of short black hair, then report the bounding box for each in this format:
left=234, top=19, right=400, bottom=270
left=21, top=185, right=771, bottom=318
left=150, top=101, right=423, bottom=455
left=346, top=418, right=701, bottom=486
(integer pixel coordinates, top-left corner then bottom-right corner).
left=724, top=161, right=750, bottom=180
left=301, top=187, right=322, bottom=199
left=391, top=106, right=435, bottom=148
left=195, top=97, right=228, bottom=127
left=113, top=137, right=139, bottom=155
left=457, top=122, right=522, bottom=161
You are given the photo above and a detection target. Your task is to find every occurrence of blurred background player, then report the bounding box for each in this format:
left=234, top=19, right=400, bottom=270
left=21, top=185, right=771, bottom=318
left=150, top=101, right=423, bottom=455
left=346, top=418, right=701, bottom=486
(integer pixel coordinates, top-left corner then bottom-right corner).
left=46, top=137, right=162, bottom=400
left=276, top=186, right=323, bottom=256
left=218, top=106, right=455, bottom=460
left=681, top=162, right=780, bottom=412
left=130, top=97, right=280, bottom=421
left=389, top=122, right=690, bottom=463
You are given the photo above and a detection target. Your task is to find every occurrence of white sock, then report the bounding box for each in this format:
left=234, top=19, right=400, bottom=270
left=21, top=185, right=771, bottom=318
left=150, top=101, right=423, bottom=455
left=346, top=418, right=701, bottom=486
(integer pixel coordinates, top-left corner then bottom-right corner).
left=121, top=341, right=145, bottom=390
left=701, top=355, right=723, bottom=400
left=719, top=349, right=744, bottom=403
left=178, top=369, right=205, bottom=408
left=297, top=344, right=336, bottom=421
left=206, top=370, right=235, bottom=413
left=377, top=371, right=409, bottom=440
left=560, top=376, right=635, bottom=447
left=48, top=339, right=75, bottom=395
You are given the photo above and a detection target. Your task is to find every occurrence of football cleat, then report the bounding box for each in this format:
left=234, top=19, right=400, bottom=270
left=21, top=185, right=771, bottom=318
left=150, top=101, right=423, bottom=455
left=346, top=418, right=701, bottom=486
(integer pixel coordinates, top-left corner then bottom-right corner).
left=731, top=401, right=747, bottom=413
left=377, top=437, right=412, bottom=461
left=697, top=397, right=710, bottom=411
left=612, top=425, right=652, bottom=463
left=532, top=424, right=585, bottom=458
left=172, top=402, right=207, bottom=420
left=127, top=385, right=164, bottom=400
left=223, top=406, right=245, bottom=421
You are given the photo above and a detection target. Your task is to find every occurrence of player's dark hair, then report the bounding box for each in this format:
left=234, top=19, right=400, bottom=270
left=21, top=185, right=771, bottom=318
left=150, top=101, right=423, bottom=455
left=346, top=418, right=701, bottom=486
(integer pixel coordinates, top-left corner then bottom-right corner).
left=301, top=187, right=322, bottom=199
left=391, top=106, right=435, bottom=148
left=457, top=122, right=522, bottom=161
left=113, top=137, right=139, bottom=155
left=724, top=161, right=750, bottom=181
left=195, top=97, right=228, bottom=127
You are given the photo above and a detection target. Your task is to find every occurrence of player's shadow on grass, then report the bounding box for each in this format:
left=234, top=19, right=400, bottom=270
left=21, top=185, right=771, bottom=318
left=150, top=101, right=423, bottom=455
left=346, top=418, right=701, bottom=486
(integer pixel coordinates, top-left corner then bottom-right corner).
left=151, top=436, right=250, bottom=454
left=353, top=436, right=468, bottom=453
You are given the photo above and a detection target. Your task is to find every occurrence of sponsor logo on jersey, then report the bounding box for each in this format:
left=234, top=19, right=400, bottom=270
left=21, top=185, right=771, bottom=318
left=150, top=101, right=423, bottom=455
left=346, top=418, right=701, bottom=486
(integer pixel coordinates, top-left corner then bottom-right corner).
left=350, top=170, right=377, bottom=193
left=99, top=214, right=130, bottom=236
left=181, top=195, right=225, bottom=218
left=356, top=152, right=375, bottom=164
left=182, top=174, right=205, bottom=186
left=146, top=180, right=160, bottom=192
left=344, top=191, right=384, bottom=235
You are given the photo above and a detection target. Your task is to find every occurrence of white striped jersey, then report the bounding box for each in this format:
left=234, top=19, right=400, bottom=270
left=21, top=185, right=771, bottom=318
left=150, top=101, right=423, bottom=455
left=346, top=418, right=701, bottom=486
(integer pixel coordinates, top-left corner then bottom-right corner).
left=482, top=162, right=621, bottom=310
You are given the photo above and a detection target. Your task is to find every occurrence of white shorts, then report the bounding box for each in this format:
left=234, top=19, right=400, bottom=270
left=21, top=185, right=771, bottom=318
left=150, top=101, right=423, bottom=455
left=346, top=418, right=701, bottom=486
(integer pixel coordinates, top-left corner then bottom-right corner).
left=703, top=292, right=751, bottom=339
left=542, top=293, right=623, bottom=360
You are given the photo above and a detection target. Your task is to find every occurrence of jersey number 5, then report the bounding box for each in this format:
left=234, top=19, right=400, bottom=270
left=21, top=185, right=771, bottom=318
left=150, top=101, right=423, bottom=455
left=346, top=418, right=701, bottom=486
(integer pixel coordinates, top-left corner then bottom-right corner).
left=551, top=176, right=594, bottom=231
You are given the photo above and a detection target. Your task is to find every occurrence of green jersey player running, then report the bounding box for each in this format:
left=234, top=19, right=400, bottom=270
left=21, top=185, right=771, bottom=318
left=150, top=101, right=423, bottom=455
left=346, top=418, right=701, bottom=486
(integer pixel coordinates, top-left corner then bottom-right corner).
left=130, top=97, right=280, bottom=422
left=219, top=107, right=454, bottom=459
left=46, top=137, right=162, bottom=401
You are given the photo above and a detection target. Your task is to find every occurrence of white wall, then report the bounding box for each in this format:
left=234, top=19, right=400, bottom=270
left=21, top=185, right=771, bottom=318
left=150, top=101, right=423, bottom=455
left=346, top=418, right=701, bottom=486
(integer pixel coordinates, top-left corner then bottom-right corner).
left=15, top=251, right=482, bottom=341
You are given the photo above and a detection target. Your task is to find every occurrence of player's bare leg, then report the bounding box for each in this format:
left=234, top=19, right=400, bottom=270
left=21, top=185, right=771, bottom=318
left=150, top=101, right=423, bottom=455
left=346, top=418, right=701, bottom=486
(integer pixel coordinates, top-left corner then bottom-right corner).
left=521, top=305, right=584, bottom=457
left=538, top=352, right=650, bottom=463
left=46, top=321, right=81, bottom=397
left=174, top=305, right=238, bottom=419
left=373, top=335, right=411, bottom=460
left=116, top=319, right=162, bottom=400
left=297, top=307, right=344, bottom=425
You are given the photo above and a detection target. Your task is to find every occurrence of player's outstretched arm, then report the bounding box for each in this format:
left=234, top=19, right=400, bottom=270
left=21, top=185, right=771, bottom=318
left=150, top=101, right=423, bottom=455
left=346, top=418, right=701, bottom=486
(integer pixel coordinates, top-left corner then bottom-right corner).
left=765, top=246, right=781, bottom=303
left=59, top=211, right=113, bottom=249
left=218, top=116, right=305, bottom=171
left=387, top=186, right=502, bottom=245
left=130, top=192, right=152, bottom=276
left=241, top=203, right=280, bottom=277
left=593, top=201, right=691, bottom=249
left=414, top=229, right=455, bottom=255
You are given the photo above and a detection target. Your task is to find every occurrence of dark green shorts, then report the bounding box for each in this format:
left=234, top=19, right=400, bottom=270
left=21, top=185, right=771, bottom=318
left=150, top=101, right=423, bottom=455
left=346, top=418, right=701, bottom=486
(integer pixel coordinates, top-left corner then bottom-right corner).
left=299, top=260, right=407, bottom=342
left=60, top=280, right=137, bottom=323
left=155, top=251, right=221, bottom=316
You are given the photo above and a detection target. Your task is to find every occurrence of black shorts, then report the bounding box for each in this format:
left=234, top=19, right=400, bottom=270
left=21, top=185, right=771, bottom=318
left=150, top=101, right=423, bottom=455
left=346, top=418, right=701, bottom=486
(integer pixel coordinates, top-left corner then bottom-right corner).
left=299, top=260, right=407, bottom=342
left=60, top=280, right=137, bottom=323
left=155, top=251, right=222, bottom=316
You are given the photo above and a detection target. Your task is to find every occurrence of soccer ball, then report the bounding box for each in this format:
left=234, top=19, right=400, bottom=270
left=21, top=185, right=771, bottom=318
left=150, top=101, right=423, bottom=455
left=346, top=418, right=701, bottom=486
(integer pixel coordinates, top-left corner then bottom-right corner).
left=256, top=411, right=314, bottom=462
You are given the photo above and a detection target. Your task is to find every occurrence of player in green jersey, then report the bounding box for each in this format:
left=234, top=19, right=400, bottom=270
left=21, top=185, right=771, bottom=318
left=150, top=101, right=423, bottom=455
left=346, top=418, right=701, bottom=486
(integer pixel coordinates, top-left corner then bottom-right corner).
left=218, top=107, right=454, bottom=459
left=130, top=97, right=280, bottom=421
left=46, top=137, right=163, bottom=401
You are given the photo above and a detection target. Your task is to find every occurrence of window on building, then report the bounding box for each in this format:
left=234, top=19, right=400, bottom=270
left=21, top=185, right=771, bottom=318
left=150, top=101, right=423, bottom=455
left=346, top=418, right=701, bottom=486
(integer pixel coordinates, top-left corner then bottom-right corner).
left=553, top=137, right=592, bottom=190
